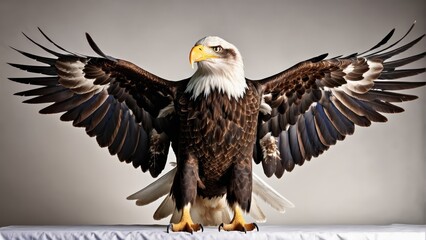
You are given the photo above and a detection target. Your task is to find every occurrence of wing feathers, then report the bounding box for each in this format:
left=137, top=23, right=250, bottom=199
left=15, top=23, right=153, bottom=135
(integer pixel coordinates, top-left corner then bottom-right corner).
left=39, top=91, right=95, bottom=114
left=351, top=90, right=418, bottom=102
left=363, top=22, right=415, bottom=57
left=85, top=33, right=116, bottom=61
left=331, top=95, right=371, bottom=127
left=383, top=52, right=426, bottom=70
left=379, top=68, right=425, bottom=79
left=8, top=63, right=57, bottom=75
left=304, top=109, right=327, bottom=157
left=130, top=126, right=149, bottom=168
left=255, top=24, right=425, bottom=177
left=97, top=101, right=122, bottom=148
left=11, top=47, right=57, bottom=65
left=313, top=104, right=336, bottom=146
left=366, top=100, right=404, bottom=114
left=23, top=88, right=73, bottom=104
left=21, top=32, right=65, bottom=57
left=297, top=115, right=313, bottom=160
left=38, top=28, right=80, bottom=56
left=11, top=30, right=178, bottom=177
left=9, top=77, right=58, bottom=86
left=109, top=108, right=130, bottom=156
left=14, top=85, right=63, bottom=97
left=117, top=117, right=139, bottom=161
left=83, top=97, right=112, bottom=132
left=373, top=81, right=426, bottom=90
left=374, top=34, right=425, bottom=60
left=278, top=131, right=295, bottom=171
left=288, top=125, right=304, bottom=166
left=357, top=28, right=395, bottom=55
left=321, top=96, right=355, bottom=136
left=75, top=90, right=110, bottom=123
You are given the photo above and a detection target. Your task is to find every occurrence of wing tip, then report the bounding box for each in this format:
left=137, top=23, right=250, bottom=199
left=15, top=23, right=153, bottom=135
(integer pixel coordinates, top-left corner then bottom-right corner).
left=21, top=30, right=65, bottom=57
left=7, top=62, right=21, bottom=69
left=313, top=53, right=329, bottom=62
left=85, top=32, right=116, bottom=61
left=9, top=46, right=19, bottom=52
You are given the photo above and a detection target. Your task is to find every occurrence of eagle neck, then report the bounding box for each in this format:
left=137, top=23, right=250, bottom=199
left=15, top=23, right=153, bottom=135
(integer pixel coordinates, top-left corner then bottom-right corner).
left=186, top=63, right=247, bottom=100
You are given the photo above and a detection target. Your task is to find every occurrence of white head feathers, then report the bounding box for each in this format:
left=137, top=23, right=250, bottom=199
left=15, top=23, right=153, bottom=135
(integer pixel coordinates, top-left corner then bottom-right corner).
left=186, top=36, right=247, bottom=100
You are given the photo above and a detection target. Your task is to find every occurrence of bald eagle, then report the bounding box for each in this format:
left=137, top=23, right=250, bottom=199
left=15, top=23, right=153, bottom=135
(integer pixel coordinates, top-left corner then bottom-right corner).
left=8, top=24, right=425, bottom=233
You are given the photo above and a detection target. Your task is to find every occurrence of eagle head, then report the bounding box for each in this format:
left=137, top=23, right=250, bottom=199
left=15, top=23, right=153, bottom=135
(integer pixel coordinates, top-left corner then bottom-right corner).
left=186, top=36, right=247, bottom=100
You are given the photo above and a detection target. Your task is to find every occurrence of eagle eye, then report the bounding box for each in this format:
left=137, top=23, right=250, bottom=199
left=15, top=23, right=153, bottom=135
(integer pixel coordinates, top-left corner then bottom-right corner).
left=212, top=46, right=223, bottom=53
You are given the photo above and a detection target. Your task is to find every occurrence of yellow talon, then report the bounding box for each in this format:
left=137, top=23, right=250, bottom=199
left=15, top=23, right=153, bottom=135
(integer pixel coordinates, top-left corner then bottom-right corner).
left=167, top=205, right=203, bottom=233
left=218, top=204, right=259, bottom=232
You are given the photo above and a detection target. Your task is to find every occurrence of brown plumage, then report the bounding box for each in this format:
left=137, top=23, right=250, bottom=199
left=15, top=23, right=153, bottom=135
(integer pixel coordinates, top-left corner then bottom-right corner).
left=8, top=24, right=425, bottom=232
left=174, top=86, right=259, bottom=211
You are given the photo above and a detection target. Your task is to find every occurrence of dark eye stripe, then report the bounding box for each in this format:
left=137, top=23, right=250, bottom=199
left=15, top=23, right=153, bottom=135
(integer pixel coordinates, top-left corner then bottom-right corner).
left=210, top=45, right=237, bottom=59
left=223, top=48, right=237, bottom=59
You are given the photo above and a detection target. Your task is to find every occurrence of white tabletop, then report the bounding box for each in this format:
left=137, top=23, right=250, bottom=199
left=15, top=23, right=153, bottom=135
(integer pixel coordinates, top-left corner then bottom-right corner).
left=0, top=224, right=425, bottom=240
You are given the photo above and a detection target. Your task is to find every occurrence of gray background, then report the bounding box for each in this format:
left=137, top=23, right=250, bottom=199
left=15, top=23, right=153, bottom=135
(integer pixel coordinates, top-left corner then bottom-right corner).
left=0, top=0, right=424, bottom=226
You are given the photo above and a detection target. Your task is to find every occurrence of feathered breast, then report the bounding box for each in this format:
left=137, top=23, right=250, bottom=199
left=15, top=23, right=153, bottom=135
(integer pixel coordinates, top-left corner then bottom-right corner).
left=177, top=83, right=260, bottom=182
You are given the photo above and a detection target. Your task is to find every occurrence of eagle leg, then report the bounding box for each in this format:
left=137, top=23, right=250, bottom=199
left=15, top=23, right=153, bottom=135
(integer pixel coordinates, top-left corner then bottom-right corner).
left=167, top=204, right=203, bottom=234
left=218, top=203, right=259, bottom=232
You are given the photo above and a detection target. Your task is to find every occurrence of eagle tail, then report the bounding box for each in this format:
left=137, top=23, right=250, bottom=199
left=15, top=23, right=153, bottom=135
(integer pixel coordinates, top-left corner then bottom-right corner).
left=153, top=195, right=175, bottom=220
left=126, top=167, right=176, bottom=204
left=253, top=172, right=295, bottom=213
left=128, top=167, right=294, bottom=225
left=249, top=196, right=267, bottom=223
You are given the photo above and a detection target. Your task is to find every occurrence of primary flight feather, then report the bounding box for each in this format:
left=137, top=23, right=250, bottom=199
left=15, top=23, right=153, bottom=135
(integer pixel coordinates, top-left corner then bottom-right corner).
left=8, top=23, right=425, bottom=233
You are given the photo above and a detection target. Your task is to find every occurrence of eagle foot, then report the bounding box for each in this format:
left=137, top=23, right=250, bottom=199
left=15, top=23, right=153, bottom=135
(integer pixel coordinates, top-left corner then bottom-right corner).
left=218, top=222, right=258, bottom=232
left=167, top=205, right=203, bottom=234
left=219, top=203, right=259, bottom=232
left=167, top=222, right=203, bottom=234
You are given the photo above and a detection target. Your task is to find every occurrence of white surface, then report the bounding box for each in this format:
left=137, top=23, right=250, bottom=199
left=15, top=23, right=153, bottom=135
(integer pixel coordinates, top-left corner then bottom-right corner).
left=0, top=0, right=425, bottom=226
left=0, top=225, right=425, bottom=240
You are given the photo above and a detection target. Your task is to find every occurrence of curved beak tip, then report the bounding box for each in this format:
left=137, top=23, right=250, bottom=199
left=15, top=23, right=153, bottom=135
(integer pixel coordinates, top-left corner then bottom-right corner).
left=189, top=45, right=211, bottom=69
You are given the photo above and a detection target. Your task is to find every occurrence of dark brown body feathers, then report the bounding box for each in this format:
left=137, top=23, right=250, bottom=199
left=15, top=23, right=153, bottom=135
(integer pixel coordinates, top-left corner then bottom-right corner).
left=173, top=82, right=260, bottom=211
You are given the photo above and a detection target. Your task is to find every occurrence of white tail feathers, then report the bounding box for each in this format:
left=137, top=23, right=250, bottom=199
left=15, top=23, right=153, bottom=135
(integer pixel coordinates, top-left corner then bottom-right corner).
left=153, top=195, right=175, bottom=220
left=252, top=173, right=295, bottom=212
left=126, top=167, right=177, bottom=205
left=127, top=166, right=294, bottom=226
left=249, top=197, right=266, bottom=223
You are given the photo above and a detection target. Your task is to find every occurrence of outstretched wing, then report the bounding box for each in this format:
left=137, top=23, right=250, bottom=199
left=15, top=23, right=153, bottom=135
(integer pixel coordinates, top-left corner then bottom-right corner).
left=9, top=29, right=184, bottom=177
left=251, top=24, right=425, bottom=178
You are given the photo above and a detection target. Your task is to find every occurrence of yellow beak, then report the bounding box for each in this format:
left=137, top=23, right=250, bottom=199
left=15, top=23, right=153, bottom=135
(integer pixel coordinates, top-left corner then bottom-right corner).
left=189, top=45, right=218, bottom=69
